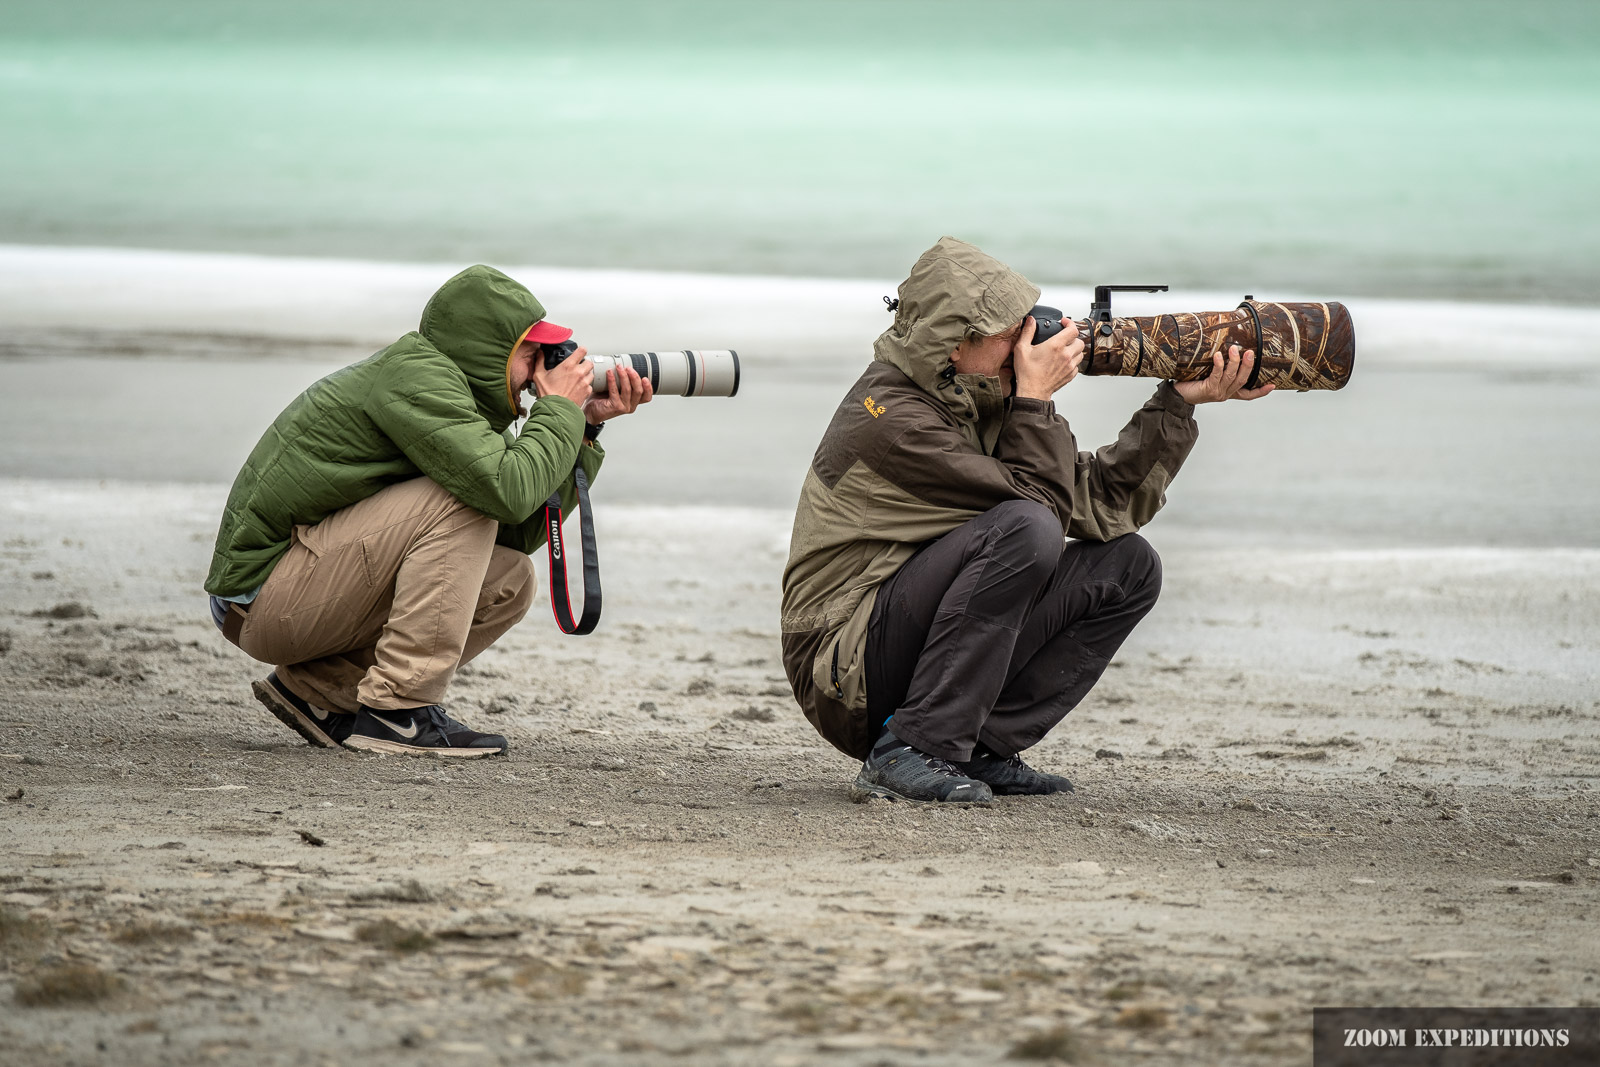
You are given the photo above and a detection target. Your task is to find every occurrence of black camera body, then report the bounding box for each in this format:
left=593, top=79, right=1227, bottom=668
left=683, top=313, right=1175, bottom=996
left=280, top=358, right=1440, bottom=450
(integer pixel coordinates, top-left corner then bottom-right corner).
left=1027, top=286, right=1167, bottom=347
left=541, top=341, right=580, bottom=369
left=1025, top=305, right=1069, bottom=345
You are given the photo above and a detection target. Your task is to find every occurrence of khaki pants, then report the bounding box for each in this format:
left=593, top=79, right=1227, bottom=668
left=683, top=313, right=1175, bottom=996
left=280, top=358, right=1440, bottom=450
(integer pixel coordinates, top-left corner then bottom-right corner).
left=226, top=477, right=535, bottom=713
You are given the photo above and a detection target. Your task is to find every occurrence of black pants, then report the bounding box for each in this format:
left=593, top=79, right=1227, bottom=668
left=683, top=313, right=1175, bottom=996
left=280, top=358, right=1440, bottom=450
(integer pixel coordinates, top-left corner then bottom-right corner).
left=865, top=499, right=1162, bottom=762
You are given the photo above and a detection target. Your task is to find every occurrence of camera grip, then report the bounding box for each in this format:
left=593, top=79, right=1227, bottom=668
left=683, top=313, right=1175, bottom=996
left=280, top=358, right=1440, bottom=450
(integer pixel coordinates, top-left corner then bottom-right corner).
left=1025, top=305, right=1069, bottom=345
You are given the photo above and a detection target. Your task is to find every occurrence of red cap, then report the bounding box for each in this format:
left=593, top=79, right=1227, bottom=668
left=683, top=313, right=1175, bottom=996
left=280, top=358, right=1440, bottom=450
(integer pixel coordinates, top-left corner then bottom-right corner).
left=522, top=319, right=573, bottom=345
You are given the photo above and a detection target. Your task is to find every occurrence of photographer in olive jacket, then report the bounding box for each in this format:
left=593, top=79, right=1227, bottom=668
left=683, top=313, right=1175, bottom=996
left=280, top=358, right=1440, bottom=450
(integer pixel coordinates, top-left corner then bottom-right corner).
left=205, top=265, right=651, bottom=759
left=780, top=237, right=1271, bottom=803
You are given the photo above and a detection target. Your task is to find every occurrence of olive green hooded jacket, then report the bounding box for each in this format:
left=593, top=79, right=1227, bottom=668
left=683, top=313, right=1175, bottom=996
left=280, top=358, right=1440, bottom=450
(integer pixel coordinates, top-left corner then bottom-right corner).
left=780, top=237, right=1199, bottom=759
left=205, top=265, right=602, bottom=597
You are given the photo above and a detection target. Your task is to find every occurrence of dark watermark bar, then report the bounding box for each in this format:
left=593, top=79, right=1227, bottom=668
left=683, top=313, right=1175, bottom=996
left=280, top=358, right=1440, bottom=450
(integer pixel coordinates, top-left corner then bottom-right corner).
left=1315, top=1009, right=1600, bottom=1066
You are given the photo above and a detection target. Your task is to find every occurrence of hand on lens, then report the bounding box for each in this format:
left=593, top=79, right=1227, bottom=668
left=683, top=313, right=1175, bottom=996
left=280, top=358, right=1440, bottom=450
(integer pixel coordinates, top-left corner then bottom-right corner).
left=531, top=346, right=595, bottom=407
left=1173, top=344, right=1276, bottom=405
left=582, top=366, right=653, bottom=425
left=1013, top=315, right=1084, bottom=401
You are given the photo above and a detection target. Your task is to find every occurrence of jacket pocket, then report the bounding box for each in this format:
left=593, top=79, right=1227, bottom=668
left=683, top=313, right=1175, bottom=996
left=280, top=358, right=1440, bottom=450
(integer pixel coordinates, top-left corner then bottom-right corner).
left=811, top=634, right=842, bottom=703
left=810, top=619, right=871, bottom=714
left=833, top=635, right=868, bottom=711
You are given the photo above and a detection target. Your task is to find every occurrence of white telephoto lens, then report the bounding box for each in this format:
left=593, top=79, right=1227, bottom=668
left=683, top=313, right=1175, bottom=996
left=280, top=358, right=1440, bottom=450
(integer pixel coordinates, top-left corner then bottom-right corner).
left=589, top=351, right=740, bottom=397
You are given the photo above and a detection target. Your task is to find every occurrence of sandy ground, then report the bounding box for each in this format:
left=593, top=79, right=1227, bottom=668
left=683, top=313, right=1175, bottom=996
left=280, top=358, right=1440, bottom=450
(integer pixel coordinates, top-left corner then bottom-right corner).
left=2, top=246, right=1598, bottom=1064
left=2, top=480, right=1598, bottom=1066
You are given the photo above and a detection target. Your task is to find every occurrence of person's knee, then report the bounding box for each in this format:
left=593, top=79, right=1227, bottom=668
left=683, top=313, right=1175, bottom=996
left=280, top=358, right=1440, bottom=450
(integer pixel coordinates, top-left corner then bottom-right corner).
left=1116, top=533, right=1162, bottom=603
left=987, top=499, right=1064, bottom=577
left=504, top=552, right=536, bottom=620
left=480, top=548, right=536, bottom=622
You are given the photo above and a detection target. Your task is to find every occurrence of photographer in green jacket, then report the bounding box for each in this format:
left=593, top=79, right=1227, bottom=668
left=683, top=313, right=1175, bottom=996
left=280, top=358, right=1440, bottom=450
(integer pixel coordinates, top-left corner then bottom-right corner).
left=204, top=265, right=651, bottom=758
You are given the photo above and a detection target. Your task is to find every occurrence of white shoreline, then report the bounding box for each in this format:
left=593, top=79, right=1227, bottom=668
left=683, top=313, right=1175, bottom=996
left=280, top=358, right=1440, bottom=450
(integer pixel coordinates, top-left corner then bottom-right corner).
left=3, top=243, right=1597, bottom=367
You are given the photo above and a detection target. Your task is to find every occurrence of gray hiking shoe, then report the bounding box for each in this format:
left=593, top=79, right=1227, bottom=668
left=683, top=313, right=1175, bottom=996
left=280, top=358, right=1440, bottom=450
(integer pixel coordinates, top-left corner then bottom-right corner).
left=849, top=734, right=993, bottom=805
left=954, top=746, right=1074, bottom=796
left=252, top=671, right=354, bottom=748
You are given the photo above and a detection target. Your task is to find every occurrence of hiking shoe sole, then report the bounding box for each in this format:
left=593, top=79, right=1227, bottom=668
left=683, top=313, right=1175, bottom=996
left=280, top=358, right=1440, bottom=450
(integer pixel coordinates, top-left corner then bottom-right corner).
left=344, top=736, right=504, bottom=759
left=252, top=678, right=341, bottom=749
left=848, top=770, right=992, bottom=806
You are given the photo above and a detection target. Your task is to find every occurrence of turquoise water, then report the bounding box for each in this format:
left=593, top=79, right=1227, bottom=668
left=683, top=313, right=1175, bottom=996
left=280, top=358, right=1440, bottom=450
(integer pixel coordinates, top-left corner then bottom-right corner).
left=2, top=1, right=1597, bottom=301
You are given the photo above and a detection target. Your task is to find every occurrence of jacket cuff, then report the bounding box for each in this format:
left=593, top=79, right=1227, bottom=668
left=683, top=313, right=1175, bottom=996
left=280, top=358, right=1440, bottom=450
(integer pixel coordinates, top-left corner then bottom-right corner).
left=1008, top=396, right=1056, bottom=417
left=1154, top=380, right=1196, bottom=418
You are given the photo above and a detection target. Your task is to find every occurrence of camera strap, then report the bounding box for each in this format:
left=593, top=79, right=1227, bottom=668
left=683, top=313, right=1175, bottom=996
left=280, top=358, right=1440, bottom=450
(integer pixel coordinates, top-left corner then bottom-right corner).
left=540, top=462, right=602, bottom=635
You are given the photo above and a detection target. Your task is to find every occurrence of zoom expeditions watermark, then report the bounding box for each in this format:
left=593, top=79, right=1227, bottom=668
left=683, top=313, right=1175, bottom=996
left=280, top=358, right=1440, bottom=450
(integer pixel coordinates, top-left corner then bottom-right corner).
left=1341, top=1028, right=1568, bottom=1049
left=1314, top=1009, right=1599, bottom=1065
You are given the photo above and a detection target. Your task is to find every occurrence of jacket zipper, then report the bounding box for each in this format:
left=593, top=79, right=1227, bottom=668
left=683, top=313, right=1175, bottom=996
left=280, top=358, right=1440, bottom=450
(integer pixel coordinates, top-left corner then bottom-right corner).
left=830, top=641, right=843, bottom=700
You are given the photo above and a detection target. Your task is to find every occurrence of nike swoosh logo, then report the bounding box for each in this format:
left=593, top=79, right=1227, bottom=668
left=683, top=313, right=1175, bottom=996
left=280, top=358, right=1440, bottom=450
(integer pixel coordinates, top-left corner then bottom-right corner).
left=368, top=712, right=419, bottom=739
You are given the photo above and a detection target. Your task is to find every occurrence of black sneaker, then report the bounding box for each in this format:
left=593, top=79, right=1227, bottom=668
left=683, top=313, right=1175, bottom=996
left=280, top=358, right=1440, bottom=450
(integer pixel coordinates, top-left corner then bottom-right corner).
left=954, top=745, right=1074, bottom=796
left=251, top=672, right=354, bottom=748
left=345, top=705, right=506, bottom=759
left=849, top=731, right=992, bottom=805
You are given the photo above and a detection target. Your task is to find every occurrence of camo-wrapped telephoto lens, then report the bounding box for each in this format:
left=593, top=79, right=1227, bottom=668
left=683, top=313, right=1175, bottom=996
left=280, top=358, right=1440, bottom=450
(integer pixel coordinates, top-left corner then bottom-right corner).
left=1084, top=301, right=1354, bottom=392
left=1031, top=300, right=1355, bottom=392
left=541, top=343, right=740, bottom=397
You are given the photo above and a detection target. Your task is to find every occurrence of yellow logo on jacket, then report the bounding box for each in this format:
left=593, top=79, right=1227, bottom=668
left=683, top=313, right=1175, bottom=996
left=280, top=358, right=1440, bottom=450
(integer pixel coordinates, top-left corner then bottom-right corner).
left=863, top=396, right=886, bottom=418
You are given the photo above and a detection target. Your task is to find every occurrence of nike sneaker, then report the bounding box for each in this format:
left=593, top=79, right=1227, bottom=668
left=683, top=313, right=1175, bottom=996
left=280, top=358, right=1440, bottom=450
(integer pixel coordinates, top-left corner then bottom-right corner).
left=954, top=745, right=1074, bottom=796
left=345, top=704, right=507, bottom=758
left=251, top=672, right=354, bottom=748
left=848, top=729, right=992, bottom=805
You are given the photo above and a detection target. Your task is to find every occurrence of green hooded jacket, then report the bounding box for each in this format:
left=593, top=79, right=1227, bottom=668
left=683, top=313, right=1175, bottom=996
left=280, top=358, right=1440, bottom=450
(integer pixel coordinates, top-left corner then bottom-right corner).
left=205, top=265, right=602, bottom=598
left=780, top=237, right=1199, bottom=759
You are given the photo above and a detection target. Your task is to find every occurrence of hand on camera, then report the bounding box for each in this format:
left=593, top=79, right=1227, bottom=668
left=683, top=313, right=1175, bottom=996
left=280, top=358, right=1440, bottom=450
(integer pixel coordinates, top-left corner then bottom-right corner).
left=582, top=366, right=653, bottom=424
left=1173, top=344, right=1276, bottom=405
left=531, top=346, right=595, bottom=407
left=1013, top=315, right=1084, bottom=401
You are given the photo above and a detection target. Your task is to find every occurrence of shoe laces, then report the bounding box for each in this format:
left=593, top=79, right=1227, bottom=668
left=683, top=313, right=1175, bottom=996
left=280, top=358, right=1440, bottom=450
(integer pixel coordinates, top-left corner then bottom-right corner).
left=419, top=705, right=461, bottom=743
left=882, top=744, right=964, bottom=780
left=979, top=748, right=1027, bottom=772
left=982, top=750, right=1042, bottom=783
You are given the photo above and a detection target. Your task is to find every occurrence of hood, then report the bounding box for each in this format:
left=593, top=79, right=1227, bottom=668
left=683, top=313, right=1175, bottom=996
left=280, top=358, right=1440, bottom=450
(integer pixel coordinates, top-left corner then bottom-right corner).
left=872, top=236, right=1041, bottom=415
left=418, top=264, right=547, bottom=429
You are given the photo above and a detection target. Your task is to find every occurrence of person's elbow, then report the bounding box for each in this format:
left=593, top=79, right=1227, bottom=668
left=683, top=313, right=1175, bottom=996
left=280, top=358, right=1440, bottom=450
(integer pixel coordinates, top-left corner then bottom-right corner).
left=478, top=498, right=533, bottom=525
left=457, top=475, right=540, bottom=526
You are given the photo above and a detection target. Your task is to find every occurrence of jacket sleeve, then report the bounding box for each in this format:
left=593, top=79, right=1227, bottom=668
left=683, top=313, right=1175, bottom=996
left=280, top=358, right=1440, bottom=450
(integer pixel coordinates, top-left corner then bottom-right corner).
left=495, top=439, right=605, bottom=555
left=1067, top=381, right=1199, bottom=541
left=877, top=395, right=1079, bottom=537
left=365, top=355, right=586, bottom=524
